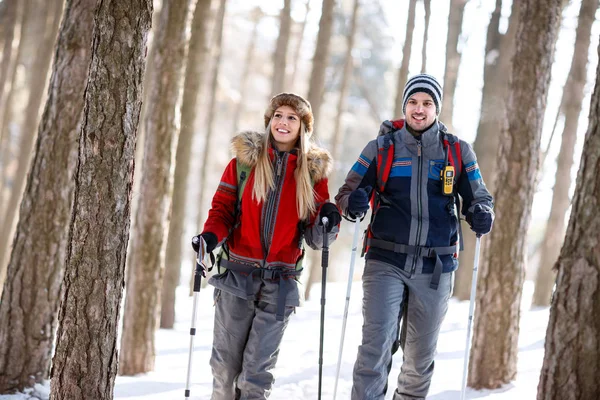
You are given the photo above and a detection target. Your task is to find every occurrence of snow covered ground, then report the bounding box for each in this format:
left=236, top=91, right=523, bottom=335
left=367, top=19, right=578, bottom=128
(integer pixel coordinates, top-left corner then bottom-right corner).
left=1, top=278, right=549, bottom=400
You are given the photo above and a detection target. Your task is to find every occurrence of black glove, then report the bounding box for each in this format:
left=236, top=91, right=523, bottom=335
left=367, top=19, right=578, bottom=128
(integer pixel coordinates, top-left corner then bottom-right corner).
left=191, top=232, right=218, bottom=254
left=466, top=204, right=494, bottom=235
left=319, top=202, right=341, bottom=233
left=348, top=186, right=372, bottom=217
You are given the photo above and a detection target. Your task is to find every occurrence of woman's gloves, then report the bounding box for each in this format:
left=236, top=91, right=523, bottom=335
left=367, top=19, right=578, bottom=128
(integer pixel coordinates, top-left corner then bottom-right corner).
left=319, top=203, right=341, bottom=233
left=191, top=232, right=218, bottom=253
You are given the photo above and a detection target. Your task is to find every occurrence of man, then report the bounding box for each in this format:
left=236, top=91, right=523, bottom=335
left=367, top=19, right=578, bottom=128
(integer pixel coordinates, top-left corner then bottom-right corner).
left=335, top=73, right=494, bottom=399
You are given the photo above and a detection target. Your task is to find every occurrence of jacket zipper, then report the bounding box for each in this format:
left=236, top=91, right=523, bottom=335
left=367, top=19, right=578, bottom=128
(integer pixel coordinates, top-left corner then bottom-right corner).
left=411, top=140, right=423, bottom=276
left=261, top=152, right=286, bottom=265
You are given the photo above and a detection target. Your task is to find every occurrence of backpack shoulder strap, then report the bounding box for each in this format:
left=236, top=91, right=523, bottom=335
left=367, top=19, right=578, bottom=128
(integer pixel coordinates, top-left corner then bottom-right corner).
left=236, top=159, right=251, bottom=202
left=440, top=131, right=465, bottom=251
left=442, top=132, right=462, bottom=183
left=376, top=133, right=395, bottom=193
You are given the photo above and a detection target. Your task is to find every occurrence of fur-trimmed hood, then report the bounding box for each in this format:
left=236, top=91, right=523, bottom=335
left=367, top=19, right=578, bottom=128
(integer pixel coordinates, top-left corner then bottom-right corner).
left=231, top=131, right=333, bottom=182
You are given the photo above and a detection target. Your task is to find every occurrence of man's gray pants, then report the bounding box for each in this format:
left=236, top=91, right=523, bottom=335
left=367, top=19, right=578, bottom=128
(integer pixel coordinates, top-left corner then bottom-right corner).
left=210, top=289, right=293, bottom=400
left=351, top=259, right=453, bottom=400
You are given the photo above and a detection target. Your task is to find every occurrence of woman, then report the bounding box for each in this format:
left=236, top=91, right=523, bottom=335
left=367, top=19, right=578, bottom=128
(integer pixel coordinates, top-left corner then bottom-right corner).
left=192, top=93, right=341, bottom=399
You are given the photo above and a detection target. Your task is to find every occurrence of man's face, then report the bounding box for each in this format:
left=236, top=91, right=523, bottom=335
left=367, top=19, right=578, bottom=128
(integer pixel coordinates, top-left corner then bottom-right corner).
left=405, top=92, right=437, bottom=132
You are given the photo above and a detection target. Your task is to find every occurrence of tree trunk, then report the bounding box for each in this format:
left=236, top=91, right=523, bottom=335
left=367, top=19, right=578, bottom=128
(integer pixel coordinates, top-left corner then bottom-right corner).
left=532, top=0, right=598, bottom=308
left=304, top=0, right=360, bottom=301
left=0, top=0, right=63, bottom=286
left=195, top=0, right=226, bottom=238
left=420, top=0, right=430, bottom=73
left=0, top=0, right=23, bottom=222
left=119, top=0, right=192, bottom=375
left=439, top=0, right=467, bottom=132
left=160, top=0, right=212, bottom=330
left=536, top=40, right=600, bottom=400
left=232, top=7, right=263, bottom=135
left=271, top=0, right=292, bottom=95
left=306, top=0, right=335, bottom=130
left=393, top=0, right=416, bottom=118
left=468, top=0, right=562, bottom=389
left=289, top=0, right=311, bottom=86
left=49, top=1, right=152, bottom=398
left=0, top=0, right=18, bottom=120
left=0, top=0, right=95, bottom=393
left=453, top=0, right=517, bottom=301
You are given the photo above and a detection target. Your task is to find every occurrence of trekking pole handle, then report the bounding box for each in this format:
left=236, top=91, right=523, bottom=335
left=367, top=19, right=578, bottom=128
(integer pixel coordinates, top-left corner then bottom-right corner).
left=192, top=236, right=209, bottom=280
left=321, top=216, right=329, bottom=228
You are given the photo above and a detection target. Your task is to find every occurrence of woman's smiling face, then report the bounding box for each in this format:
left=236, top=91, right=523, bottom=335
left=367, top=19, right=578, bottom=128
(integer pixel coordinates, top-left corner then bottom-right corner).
left=270, top=105, right=301, bottom=152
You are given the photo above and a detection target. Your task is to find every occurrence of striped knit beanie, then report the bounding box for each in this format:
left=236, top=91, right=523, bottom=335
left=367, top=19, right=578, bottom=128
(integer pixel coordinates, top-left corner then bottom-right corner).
left=402, top=73, right=443, bottom=116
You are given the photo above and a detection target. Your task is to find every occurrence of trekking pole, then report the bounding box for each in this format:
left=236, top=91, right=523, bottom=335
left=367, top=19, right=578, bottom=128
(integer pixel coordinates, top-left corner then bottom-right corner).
left=333, top=218, right=361, bottom=400
left=184, top=236, right=208, bottom=399
left=318, top=216, right=329, bottom=400
left=460, top=234, right=482, bottom=400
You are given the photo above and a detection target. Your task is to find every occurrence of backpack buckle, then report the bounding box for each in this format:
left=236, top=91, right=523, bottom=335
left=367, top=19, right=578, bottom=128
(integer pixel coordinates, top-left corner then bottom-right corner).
left=261, top=269, right=278, bottom=280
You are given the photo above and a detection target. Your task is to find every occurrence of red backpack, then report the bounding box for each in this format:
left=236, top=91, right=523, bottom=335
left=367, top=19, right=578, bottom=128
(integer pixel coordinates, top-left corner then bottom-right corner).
left=375, top=119, right=462, bottom=193
left=362, top=119, right=464, bottom=256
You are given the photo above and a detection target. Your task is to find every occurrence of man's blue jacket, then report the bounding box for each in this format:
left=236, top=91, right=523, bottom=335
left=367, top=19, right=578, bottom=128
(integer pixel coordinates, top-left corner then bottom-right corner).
left=335, top=120, right=494, bottom=276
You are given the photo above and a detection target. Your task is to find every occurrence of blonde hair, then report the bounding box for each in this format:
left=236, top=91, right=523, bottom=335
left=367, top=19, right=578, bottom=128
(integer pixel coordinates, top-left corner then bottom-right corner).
left=252, top=121, right=316, bottom=220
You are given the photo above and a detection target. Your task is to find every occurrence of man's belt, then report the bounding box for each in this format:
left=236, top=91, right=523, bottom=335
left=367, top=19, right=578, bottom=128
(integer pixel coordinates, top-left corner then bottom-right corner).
left=366, top=238, right=457, bottom=290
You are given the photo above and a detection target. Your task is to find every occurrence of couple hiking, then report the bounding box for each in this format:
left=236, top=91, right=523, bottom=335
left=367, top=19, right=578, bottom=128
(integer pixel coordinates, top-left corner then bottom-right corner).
left=193, top=73, right=494, bottom=400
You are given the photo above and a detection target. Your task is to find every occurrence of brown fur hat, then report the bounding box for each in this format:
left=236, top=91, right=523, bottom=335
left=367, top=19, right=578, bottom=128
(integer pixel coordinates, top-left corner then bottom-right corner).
left=264, top=93, right=314, bottom=136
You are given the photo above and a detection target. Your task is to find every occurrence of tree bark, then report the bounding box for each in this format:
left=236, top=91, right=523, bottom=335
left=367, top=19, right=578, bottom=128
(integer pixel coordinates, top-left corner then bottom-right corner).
left=439, top=0, right=467, bottom=132
left=537, top=40, right=600, bottom=400
left=306, top=0, right=335, bottom=130
left=119, top=0, right=192, bottom=375
left=232, top=6, right=263, bottom=135
left=468, top=0, right=562, bottom=389
left=393, top=0, right=416, bottom=118
left=49, top=1, right=152, bottom=398
left=453, top=0, right=517, bottom=301
left=0, top=0, right=95, bottom=393
left=0, top=0, right=63, bottom=286
left=420, top=0, right=430, bottom=74
left=532, top=0, right=598, bottom=308
left=161, top=0, right=212, bottom=329
left=271, top=0, right=292, bottom=95
left=126, top=0, right=164, bottom=291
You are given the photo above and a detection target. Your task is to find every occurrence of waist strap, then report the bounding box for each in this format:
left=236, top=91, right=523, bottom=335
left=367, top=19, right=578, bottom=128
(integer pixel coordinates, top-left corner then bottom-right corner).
left=220, top=259, right=302, bottom=321
left=366, top=238, right=457, bottom=290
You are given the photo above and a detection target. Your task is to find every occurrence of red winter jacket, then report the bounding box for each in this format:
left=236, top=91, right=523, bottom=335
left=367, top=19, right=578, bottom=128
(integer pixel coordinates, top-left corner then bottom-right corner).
left=202, top=131, right=336, bottom=269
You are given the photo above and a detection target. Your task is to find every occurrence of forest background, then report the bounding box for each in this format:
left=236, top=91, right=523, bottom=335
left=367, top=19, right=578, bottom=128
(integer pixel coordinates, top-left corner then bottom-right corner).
left=0, top=0, right=599, bottom=399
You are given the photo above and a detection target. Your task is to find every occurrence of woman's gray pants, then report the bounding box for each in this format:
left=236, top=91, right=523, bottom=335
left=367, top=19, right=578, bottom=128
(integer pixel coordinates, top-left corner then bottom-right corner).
left=351, top=259, right=453, bottom=400
left=210, top=289, right=293, bottom=400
